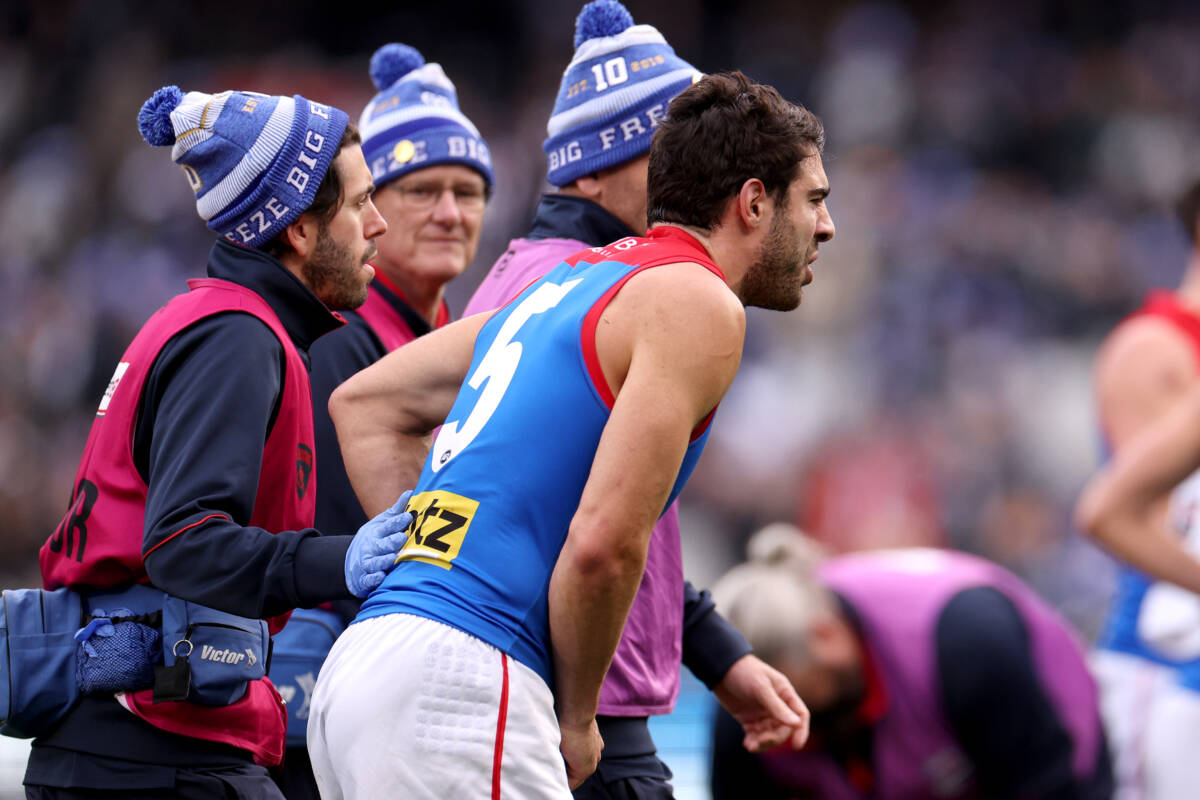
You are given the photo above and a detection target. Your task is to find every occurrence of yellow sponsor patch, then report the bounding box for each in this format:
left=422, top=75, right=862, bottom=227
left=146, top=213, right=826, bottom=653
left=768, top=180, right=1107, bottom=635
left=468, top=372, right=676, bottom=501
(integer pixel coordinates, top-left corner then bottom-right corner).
left=394, top=490, right=478, bottom=570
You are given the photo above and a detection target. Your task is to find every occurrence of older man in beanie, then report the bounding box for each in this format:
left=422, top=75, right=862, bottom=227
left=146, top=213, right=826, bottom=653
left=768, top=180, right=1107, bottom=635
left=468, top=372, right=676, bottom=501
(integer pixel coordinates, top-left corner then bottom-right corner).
left=462, top=3, right=798, bottom=798
left=25, top=86, right=411, bottom=799
left=268, top=43, right=494, bottom=800
left=310, top=42, right=492, bottom=541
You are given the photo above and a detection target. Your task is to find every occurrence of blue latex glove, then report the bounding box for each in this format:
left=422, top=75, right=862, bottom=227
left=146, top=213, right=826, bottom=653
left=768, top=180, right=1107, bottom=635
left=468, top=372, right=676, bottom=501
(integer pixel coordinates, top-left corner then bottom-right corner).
left=345, top=491, right=414, bottom=598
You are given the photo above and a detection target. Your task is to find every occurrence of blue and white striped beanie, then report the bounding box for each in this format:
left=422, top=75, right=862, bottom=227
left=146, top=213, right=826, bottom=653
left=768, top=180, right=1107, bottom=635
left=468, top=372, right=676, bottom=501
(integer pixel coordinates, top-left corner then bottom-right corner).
left=359, top=43, right=493, bottom=189
left=137, top=86, right=349, bottom=248
left=544, top=0, right=701, bottom=187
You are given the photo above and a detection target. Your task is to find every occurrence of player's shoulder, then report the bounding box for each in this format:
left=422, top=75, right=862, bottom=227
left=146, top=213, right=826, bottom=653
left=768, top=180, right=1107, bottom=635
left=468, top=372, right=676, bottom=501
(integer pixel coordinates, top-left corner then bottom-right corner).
left=626, top=260, right=745, bottom=335
left=1096, top=312, right=1195, bottom=384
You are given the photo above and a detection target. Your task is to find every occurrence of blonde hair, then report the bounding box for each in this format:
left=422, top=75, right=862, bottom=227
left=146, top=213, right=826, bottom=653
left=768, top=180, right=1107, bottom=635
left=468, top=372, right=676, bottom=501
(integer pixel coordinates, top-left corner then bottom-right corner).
left=712, top=523, right=834, bottom=663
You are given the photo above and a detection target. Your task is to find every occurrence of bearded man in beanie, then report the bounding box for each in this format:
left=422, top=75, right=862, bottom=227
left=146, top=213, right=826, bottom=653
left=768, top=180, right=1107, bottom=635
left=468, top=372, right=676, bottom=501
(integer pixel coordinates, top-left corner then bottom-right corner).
left=25, top=86, right=411, bottom=799
left=268, top=43, right=494, bottom=800
left=462, top=3, right=803, bottom=798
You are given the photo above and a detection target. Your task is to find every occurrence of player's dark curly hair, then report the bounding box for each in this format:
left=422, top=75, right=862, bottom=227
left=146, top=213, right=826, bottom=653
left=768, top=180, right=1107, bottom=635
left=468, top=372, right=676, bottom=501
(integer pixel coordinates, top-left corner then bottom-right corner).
left=260, top=122, right=362, bottom=258
left=647, top=71, right=824, bottom=232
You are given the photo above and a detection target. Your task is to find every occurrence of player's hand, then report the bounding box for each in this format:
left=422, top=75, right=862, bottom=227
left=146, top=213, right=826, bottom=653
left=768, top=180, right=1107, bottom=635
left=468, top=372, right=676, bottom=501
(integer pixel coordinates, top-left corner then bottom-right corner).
left=558, top=716, right=603, bottom=789
left=713, top=654, right=809, bottom=752
left=344, top=491, right=413, bottom=598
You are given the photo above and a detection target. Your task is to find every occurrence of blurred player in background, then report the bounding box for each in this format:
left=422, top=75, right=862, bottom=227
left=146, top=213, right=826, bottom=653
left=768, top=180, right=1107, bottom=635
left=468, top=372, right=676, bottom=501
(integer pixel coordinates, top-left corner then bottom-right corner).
left=1075, top=178, right=1200, bottom=799
left=307, top=70, right=832, bottom=798
left=710, top=529, right=1114, bottom=799
left=463, top=2, right=786, bottom=797
left=268, top=42, right=493, bottom=800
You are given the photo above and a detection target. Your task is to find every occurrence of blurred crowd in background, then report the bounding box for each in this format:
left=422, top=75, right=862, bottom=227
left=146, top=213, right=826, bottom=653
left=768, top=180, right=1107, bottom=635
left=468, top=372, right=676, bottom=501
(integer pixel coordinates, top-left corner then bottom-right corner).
left=4, top=0, right=1200, bottom=640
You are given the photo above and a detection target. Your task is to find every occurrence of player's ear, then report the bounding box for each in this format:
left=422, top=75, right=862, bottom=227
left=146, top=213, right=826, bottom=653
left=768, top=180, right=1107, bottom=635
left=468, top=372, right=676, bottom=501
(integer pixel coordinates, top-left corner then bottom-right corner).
left=735, top=178, right=768, bottom=230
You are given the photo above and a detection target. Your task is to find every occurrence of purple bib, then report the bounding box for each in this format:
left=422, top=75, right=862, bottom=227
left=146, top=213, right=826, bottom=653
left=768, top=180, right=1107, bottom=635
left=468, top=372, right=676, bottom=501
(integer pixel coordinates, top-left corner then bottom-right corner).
left=464, top=236, right=684, bottom=715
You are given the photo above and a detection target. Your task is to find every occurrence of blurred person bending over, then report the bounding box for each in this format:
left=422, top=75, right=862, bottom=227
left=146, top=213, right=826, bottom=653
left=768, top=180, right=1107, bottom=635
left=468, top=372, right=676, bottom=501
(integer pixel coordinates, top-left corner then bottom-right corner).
left=26, top=87, right=410, bottom=799
left=463, top=3, right=786, bottom=797
left=308, top=70, right=833, bottom=799
left=268, top=42, right=493, bottom=800
left=710, top=532, right=1113, bottom=800
left=1075, top=179, right=1200, bottom=800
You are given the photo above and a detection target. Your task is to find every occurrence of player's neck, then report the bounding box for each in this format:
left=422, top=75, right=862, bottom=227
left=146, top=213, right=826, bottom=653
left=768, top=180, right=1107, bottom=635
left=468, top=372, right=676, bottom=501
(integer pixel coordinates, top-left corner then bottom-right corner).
left=658, top=222, right=739, bottom=279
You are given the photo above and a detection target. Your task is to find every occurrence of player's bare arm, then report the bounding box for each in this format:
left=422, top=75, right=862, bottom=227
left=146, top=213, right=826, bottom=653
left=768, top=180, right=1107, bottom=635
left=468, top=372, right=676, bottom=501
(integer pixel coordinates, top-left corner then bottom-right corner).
left=330, top=311, right=491, bottom=517
left=549, top=263, right=744, bottom=787
left=1077, top=381, right=1200, bottom=594
left=1095, top=316, right=1196, bottom=448
left=1078, top=316, right=1200, bottom=590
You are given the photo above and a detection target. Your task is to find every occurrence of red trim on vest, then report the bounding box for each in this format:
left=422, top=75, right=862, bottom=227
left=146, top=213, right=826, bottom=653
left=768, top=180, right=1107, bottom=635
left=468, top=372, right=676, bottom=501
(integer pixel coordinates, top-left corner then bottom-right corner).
left=372, top=269, right=452, bottom=328
left=142, top=513, right=230, bottom=560
left=506, top=275, right=545, bottom=309
left=578, top=230, right=726, bottom=439
left=357, top=286, right=421, bottom=352
left=691, top=408, right=717, bottom=443
left=645, top=225, right=727, bottom=280
left=492, top=652, right=510, bottom=800
left=372, top=267, right=404, bottom=298
left=581, top=264, right=657, bottom=409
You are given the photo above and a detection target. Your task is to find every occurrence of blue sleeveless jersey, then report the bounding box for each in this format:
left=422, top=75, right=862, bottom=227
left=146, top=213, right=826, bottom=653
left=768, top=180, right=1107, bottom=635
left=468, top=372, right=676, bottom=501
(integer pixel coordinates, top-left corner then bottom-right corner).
left=357, top=226, right=723, bottom=684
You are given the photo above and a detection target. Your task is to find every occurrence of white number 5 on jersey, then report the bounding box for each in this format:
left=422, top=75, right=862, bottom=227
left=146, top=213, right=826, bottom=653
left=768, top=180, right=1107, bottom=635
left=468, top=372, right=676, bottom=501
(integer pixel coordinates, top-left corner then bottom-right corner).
left=431, top=278, right=582, bottom=472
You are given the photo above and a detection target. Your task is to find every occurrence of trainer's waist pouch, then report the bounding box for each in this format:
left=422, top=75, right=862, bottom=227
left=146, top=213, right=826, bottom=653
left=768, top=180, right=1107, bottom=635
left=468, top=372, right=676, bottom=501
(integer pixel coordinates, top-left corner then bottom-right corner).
left=0, top=587, right=83, bottom=738
left=2, top=584, right=270, bottom=738
left=75, top=585, right=269, bottom=705
left=159, top=595, right=269, bottom=706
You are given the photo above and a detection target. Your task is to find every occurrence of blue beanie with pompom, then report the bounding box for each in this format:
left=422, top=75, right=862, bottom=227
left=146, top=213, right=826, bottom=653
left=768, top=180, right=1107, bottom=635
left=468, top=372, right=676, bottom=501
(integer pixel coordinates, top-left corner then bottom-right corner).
left=137, top=86, right=348, bottom=248
left=543, top=0, right=701, bottom=187
left=359, top=42, right=493, bottom=189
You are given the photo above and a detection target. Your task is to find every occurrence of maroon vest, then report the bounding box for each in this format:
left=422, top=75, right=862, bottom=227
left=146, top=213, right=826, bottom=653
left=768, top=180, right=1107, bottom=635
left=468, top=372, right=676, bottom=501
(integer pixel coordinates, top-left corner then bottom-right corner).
left=356, top=284, right=420, bottom=351
left=38, top=278, right=318, bottom=766
left=761, top=549, right=1103, bottom=799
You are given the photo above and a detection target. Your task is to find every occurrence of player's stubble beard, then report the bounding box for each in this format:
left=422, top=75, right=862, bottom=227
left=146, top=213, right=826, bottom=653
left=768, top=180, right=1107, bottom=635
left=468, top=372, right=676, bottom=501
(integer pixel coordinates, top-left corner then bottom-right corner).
left=739, top=199, right=808, bottom=312
left=304, top=223, right=377, bottom=311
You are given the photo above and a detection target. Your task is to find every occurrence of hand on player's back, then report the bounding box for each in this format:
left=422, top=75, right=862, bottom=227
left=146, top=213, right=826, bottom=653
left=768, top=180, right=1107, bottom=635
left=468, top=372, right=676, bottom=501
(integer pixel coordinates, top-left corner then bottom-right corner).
left=344, top=490, right=414, bottom=598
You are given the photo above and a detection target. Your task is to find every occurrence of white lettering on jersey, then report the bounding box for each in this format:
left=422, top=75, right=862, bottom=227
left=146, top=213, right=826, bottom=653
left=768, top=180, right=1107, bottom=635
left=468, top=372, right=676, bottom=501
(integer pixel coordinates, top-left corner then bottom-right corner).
left=431, top=278, right=583, bottom=472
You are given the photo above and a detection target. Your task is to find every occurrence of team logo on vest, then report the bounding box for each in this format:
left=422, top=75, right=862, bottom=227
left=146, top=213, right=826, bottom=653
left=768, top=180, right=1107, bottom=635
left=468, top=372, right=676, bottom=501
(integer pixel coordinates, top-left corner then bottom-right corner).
left=296, top=443, right=314, bottom=499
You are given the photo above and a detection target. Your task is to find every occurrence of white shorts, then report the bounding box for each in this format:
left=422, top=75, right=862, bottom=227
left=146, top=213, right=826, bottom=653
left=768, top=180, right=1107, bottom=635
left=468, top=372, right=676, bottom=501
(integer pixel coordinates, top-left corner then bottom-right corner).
left=307, top=613, right=572, bottom=800
left=1092, top=649, right=1200, bottom=800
